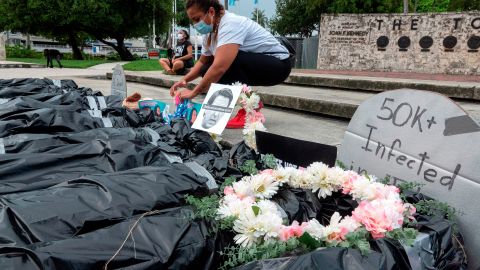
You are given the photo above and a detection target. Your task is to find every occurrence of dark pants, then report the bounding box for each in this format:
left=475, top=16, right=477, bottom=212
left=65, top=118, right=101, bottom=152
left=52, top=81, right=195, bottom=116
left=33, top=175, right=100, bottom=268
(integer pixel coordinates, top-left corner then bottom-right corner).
left=201, top=51, right=292, bottom=86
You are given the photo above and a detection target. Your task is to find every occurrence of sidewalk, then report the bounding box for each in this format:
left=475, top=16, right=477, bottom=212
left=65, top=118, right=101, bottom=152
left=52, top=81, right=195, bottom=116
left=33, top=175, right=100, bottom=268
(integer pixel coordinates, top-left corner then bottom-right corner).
left=293, top=69, right=480, bottom=83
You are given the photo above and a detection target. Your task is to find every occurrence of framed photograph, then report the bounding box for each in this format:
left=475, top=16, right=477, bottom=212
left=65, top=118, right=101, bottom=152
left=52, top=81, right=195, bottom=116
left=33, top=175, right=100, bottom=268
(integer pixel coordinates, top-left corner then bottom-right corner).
left=192, top=83, right=242, bottom=135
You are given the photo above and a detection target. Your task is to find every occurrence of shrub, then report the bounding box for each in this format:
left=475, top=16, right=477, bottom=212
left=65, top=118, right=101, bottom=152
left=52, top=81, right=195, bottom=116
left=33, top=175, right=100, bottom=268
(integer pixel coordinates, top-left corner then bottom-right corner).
left=6, top=45, right=43, bottom=58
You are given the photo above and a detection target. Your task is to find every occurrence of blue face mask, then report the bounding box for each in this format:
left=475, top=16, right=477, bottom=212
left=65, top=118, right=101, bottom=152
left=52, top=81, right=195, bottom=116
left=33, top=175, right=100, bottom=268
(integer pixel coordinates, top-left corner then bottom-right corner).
left=194, top=14, right=213, bottom=34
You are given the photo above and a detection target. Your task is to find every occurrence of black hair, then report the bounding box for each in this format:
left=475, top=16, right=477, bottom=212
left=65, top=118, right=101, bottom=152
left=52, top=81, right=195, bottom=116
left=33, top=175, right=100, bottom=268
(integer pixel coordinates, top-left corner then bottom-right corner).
left=179, top=29, right=190, bottom=41
left=186, top=0, right=223, bottom=14
left=206, top=88, right=233, bottom=107
left=186, top=0, right=224, bottom=47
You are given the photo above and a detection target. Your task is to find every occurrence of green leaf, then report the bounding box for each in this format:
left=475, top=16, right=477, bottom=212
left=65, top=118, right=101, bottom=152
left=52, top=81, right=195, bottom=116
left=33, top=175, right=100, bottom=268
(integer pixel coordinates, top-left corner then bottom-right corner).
left=298, top=232, right=320, bottom=249
left=252, top=205, right=260, bottom=216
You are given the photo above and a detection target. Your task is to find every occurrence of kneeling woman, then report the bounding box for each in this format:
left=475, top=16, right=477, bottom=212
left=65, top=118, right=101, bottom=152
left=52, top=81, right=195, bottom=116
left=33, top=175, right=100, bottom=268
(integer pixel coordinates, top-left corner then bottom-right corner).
left=170, top=0, right=292, bottom=126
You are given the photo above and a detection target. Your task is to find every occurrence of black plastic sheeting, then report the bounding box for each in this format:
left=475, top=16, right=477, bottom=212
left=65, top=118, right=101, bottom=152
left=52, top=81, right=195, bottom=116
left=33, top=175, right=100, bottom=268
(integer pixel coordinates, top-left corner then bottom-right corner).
left=0, top=165, right=209, bottom=247
left=0, top=78, right=467, bottom=270
left=0, top=139, right=176, bottom=194
left=0, top=207, right=220, bottom=270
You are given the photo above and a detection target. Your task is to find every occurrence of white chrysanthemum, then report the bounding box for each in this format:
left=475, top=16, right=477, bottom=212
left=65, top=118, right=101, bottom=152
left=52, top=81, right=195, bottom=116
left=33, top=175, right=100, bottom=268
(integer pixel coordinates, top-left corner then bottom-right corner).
left=248, top=174, right=280, bottom=199
left=306, top=162, right=329, bottom=179
left=245, top=93, right=261, bottom=111
left=275, top=167, right=296, bottom=184
left=243, top=121, right=266, bottom=150
left=217, top=194, right=255, bottom=219
left=288, top=170, right=315, bottom=189
left=233, top=208, right=258, bottom=247
left=325, top=167, right=348, bottom=186
left=256, top=200, right=282, bottom=216
left=304, top=218, right=326, bottom=241
left=339, top=216, right=361, bottom=232
left=232, top=180, right=254, bottom=198
left=308, top=167, right=344, bottom=199
left=233, top=203, right=283, bottom=247
left=349, top=175, right=376, bottom=200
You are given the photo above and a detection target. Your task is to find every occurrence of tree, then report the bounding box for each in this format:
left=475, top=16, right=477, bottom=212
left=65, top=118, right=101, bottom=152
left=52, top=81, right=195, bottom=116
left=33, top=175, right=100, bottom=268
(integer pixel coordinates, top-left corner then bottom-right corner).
left=251, top=8, right=269, bottom=28
left=0, top=0, right=173, bottom=61
left=176, top=0, right=190, bottom=27
left=270, top=0, right=319, bottom=37
left=73, top=0, right=173, bottom=60
left=0, top=0, right=89, bottom=59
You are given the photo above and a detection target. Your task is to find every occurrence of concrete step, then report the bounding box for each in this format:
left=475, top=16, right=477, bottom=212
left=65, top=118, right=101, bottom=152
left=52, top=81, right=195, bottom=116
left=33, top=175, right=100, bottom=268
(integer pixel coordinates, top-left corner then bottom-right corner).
left=106, top=72, right=480, bottom=121
left=285, top=73, right=480, bottom=101
left=0, top=63, right=46, bottom=68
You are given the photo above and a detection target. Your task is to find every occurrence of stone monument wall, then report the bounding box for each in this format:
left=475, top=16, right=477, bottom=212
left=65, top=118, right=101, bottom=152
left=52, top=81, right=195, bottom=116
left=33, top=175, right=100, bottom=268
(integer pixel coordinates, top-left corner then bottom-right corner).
left=317, top=12, right=480, bottom=75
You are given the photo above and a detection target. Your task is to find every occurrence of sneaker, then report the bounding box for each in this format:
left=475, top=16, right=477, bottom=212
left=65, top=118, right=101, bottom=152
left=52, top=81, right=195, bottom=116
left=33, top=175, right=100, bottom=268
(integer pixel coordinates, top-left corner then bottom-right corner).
left=226, top=108, right=246, bottom=129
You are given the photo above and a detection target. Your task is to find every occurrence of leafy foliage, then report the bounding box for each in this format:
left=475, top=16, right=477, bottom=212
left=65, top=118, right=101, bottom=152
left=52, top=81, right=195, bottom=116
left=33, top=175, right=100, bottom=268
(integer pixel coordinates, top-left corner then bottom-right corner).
left=386, top=228, right=418, bottom=246
left=239, top=160, right=259, bottom=175
left=251, top=8, right=269, bottom=28
left=260, top=154, right=278, bottom=169
left=270, top=0, right=319, bottom=37
left=185, top=194, right=220, bottom=220
left=219, top=238, right=305, bottom=270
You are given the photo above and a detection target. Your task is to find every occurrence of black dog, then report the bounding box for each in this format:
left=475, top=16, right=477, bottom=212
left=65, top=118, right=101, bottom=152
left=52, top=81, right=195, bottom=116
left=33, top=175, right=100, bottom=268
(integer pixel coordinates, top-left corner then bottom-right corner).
left=43, top=49, right=63, bottom=68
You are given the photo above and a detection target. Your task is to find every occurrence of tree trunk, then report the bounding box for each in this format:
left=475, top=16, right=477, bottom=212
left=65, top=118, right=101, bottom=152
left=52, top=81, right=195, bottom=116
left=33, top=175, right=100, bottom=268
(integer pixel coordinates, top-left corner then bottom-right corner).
left=115, top=38, right=134, bottom=60
left=26, top=33, right=31, bottom=49
left=67, top=31, right=83, bottom=60
left=403, top=0, right=409, bottom=14
left=98, top=36, right=133, bottom=61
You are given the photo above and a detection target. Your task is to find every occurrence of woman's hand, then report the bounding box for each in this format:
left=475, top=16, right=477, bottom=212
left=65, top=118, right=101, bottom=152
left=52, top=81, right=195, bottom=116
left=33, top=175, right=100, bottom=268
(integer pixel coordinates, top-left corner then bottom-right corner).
left=177, top=89, right=198, bottom=100
left=170, top=80, right=187, bottom=97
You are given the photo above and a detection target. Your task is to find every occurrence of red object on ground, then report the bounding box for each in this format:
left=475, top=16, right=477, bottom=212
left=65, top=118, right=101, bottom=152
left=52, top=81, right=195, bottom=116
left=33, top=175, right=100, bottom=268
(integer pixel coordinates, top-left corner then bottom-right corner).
left=125, top=92, right=142, bottom=103
left=226, top=108, right=246, bottom=129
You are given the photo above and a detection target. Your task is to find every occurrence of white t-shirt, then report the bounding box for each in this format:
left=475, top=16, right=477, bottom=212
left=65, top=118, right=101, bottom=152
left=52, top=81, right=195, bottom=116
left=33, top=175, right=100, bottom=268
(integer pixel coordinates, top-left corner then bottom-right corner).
left=201, top=12, right=290, bottom=60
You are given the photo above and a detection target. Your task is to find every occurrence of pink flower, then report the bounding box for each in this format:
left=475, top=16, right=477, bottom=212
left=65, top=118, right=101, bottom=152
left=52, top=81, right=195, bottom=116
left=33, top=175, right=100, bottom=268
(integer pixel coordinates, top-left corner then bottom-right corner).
left=278, top=221, right=306, bottom=241
left=352, top=200, right=404, bottom=239
left=260, top=169, right=274, bottom=176
left=242, top=84, right=251, bottom=94
left=224, top=186, right=234, bottom=196
left=246, top=111, right=265, bottom=124
left=342, top=171, right=359, bottom=194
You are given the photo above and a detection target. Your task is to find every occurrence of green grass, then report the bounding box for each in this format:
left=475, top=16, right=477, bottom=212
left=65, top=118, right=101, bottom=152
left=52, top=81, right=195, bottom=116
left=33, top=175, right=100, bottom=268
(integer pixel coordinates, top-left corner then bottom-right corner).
left=7, top=58, right=115, bottom=69
left=123, top=59, right=163, bottom=71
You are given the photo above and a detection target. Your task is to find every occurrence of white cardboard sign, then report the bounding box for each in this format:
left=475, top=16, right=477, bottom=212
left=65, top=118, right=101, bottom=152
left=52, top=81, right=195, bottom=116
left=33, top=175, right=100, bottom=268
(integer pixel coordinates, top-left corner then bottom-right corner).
left=338, top=89, right=480, bottom=267
left=111, top=64, right=127, bottom=98
left=192, top=83, right=241, bottom=135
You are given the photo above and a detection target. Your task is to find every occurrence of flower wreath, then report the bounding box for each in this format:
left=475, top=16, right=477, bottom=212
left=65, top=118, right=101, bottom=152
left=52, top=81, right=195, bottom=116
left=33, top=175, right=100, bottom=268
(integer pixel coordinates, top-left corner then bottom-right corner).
left=217, top=162, right=417, bottom=249
left=236, top=84, right=266, bottom=151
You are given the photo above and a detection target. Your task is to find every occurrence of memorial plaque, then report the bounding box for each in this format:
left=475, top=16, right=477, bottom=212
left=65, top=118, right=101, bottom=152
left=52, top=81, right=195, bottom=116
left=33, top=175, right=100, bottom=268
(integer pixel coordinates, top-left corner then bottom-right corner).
left=443, top=35, right=457, bottom=49
left=467, top=35, right=480, bottom=50
left=111, top=65, right=127, bottom=98
left=376, top=36, right=389, bottom=48
left=338, top=89, right=480, bottom=267
left=397, top=36, right=411, bottom=48
left=419, top=36, right=433, bottom=49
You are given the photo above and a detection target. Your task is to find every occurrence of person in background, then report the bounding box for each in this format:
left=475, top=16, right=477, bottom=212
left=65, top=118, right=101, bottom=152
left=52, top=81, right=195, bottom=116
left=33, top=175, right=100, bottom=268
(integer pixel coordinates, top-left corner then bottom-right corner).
left=159, top=29, right=194, bottom=75
left=169, top=0, right=292, bottom=128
